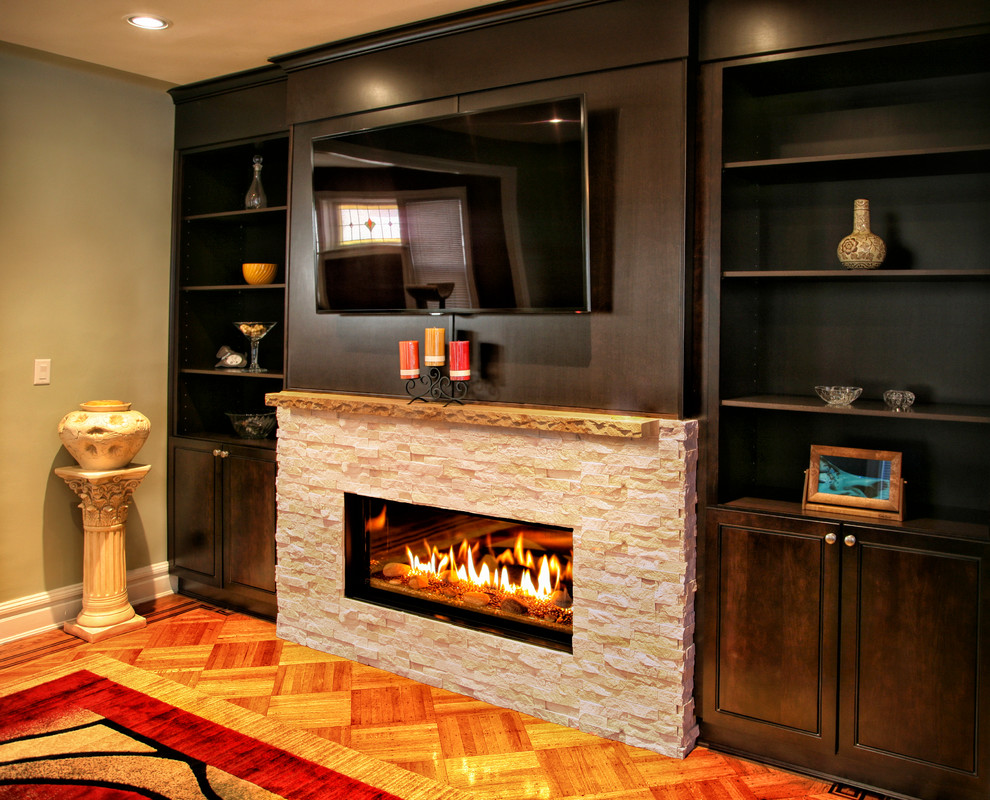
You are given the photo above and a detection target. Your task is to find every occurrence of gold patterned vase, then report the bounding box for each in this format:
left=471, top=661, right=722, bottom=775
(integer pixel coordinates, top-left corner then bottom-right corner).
left=837, top=198, right=886, bottom=269
left=58, top=400, right=151, bottom=470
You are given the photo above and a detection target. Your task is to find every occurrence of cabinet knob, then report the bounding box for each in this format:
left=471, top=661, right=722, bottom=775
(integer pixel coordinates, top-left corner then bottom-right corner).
left=825, top=533, right=837, bottom=545
left=212, top=449, right=229, bottom=458
left=844, top=534, right=857, bottom=547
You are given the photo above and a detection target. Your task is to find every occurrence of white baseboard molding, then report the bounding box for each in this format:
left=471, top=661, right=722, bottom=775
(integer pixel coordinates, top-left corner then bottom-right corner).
left=0, top=562, right=177, bottom=645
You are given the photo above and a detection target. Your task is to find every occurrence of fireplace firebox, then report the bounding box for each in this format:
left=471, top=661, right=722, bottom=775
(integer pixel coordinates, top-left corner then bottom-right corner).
left=344, top=493, right=574, bottom=651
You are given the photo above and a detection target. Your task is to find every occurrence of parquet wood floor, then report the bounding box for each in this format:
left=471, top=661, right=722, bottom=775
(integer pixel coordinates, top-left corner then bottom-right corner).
left=0, top=594, right=862, bottom=799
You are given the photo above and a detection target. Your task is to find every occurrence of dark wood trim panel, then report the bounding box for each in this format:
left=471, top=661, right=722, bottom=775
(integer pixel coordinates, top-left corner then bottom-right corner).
left=699, top=0, right=990, bottom=63
left=277, top=0, right=689, bottom=124
left=171, top=73, right=288, bottom=151
left=273, top=0, right=645, bottom=70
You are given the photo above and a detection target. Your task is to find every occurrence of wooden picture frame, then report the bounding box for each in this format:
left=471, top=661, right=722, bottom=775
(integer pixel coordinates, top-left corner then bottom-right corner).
left=803, top=445, right=904, bottom=521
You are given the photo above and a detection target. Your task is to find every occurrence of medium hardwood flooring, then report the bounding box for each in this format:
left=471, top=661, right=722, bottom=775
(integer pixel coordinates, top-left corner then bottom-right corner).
left=0, top=594, right=863, bottom=799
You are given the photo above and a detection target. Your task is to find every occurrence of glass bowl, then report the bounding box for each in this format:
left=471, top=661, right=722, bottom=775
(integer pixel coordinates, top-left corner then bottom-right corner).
left=225, top=412, right=276, bottom=439
left=815, top=386, right=862, bottom=406
left=883, top=389, right=916, bottom=412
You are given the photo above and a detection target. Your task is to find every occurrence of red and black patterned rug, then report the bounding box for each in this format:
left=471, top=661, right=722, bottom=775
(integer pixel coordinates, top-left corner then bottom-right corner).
left=0, top=653, right=898, bottom=800
left=0, top=655, right=470, bottom=800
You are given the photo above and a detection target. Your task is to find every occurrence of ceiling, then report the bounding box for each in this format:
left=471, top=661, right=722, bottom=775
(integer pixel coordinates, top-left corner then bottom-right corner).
left=0, top=0, right=499, bottom=87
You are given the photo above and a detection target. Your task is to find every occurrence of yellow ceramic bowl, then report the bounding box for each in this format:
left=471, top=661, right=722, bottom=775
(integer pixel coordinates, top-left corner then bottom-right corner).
left=242, top=262, right=278, bottom=285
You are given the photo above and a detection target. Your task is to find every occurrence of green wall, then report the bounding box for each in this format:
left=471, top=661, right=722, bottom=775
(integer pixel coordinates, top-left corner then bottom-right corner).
left=0, top=43, right=174, bottom=603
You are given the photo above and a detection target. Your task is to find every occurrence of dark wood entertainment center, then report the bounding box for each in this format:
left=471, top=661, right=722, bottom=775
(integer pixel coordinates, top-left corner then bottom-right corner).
left=167, top=2, right=990, bottom=798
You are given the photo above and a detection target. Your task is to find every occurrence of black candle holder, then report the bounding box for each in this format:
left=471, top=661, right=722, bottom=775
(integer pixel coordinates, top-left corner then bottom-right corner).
left=405, top=367, right=469, bottom=406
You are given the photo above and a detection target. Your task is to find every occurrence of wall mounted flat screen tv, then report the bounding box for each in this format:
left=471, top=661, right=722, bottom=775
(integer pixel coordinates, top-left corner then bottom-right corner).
left=311, top=96, right=589, bottom=314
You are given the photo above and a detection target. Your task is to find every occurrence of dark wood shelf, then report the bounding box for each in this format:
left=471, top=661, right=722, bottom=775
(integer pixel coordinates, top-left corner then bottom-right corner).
left=720, top=497, right=989, bottom=542
left=173, top=431, right=276, bottom=450
left=723, top=144, right=990, bottom=174
left=721, top=395, right=990, bottom=424
left=180, top=283, right=286, bottom=292
left=722, top=269, right=990, bottom=280
left=180, top=368, right=285, bottom=379
left=182, top=205, right=288, bottom=222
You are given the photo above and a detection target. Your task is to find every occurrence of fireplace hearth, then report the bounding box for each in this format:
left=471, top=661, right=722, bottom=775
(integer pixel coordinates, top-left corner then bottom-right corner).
left=344, top=493, right=574, bottom=650
left=268, top=392, right=699, bottom=757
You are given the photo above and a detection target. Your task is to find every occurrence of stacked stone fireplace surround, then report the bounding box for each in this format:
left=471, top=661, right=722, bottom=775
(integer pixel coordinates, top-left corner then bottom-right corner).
left=268, top=391, right=698, bottom=757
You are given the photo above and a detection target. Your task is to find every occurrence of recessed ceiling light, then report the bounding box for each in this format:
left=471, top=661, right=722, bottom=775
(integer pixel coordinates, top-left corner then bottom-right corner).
left=125, top=14, right=171, bottom=30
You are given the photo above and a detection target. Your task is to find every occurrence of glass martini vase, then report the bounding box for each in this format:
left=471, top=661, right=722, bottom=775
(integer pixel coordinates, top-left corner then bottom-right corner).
left=234, top=321, right=277, bottom=373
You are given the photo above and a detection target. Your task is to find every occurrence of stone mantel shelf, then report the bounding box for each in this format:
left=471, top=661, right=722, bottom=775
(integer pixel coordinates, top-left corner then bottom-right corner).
left=266, top=390, right=671, bottom=439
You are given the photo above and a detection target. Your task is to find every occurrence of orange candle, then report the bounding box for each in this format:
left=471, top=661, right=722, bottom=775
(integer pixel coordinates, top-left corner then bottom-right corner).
left=425, top=327, right=445, bottom=366
left=399, top=340, right=420, bottom=379
left=449, top=340, right=470, bottom=380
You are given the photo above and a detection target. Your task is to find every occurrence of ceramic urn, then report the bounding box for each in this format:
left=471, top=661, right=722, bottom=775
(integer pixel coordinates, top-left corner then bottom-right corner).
left=58, top=400, right=151, bottom=470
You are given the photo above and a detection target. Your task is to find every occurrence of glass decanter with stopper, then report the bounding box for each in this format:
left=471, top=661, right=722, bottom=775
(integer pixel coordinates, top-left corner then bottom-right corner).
left=244, top=155, right=267, bottom=209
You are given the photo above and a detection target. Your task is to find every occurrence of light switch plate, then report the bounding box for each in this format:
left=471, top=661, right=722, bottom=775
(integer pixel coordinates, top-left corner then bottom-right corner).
left=34, top=358, right=51, bottom=385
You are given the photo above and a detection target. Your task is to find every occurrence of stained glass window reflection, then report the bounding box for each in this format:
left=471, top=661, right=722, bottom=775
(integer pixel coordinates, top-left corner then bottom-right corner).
left=338, top=203, right=402, bottom=245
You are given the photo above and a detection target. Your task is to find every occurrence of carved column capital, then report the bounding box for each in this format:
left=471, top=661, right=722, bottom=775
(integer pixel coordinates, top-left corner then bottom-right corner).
left=55, top=466, right=150, bottom=528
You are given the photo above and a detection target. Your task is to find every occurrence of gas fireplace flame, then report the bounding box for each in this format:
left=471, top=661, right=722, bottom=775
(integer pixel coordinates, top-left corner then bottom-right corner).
left=406, top=531, right=569, bottom=601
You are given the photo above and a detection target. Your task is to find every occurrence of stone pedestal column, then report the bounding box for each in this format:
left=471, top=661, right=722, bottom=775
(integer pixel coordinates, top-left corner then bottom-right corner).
left=54, top=464, right=151, bottom=643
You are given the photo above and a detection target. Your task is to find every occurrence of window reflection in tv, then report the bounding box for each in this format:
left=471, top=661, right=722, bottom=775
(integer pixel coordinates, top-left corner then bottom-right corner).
left=311, top=96, right=589, bottom=314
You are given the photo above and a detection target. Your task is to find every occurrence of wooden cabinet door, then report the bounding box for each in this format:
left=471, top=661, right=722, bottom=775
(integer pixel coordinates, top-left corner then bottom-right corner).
left=222, top=449, right=277, bottom=599
left=701, top=509, right=841, bottom=765
left=839, top=526, right=988, bottom=800
left=170, top=442, right=221, bottom=585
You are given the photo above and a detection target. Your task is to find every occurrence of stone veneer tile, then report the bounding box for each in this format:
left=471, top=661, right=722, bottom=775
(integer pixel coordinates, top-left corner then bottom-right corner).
left=270, top=396, right=698, bottom=758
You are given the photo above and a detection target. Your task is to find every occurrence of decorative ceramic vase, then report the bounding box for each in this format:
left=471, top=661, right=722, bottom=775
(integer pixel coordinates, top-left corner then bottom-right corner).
left=242, top=262, right=277, bottom=285
left=244, top=155, right=267, bottom=209
left=58, top=401, right=151, bottom=470
left=837, top=199, right=886, bottom=269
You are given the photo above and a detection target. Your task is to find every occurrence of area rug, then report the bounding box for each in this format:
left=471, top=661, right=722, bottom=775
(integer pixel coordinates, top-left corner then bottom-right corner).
left=0, top=654, right=472, bottom=800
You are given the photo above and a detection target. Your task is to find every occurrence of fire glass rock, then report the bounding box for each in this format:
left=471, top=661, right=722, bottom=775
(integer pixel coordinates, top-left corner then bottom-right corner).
left=463, top=591, right=490, bottom=606
left=501, top=597, right=528, bottom=616
left=408, top=574, right=431, bottom=590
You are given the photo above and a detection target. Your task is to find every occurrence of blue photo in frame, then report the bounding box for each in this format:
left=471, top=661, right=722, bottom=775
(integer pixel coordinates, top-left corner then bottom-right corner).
left=804, top=445, right=904, bottom=520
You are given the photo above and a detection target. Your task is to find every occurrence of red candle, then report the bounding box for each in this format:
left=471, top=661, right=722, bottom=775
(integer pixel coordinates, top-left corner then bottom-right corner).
left=425, top=327, right=445, bottom=366
left=399, top=340, right=420, bottom=379
left=449, top=340, right=470, bottom=380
